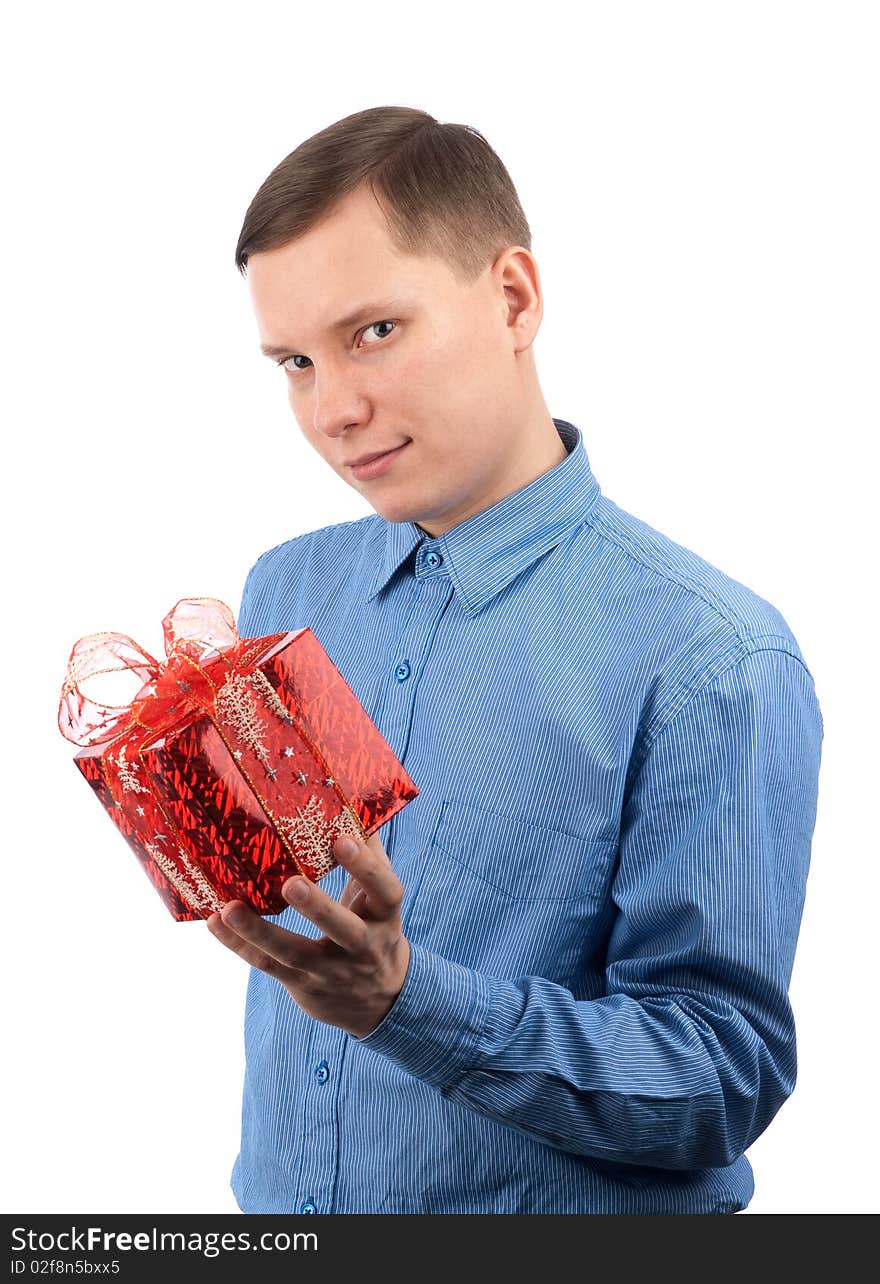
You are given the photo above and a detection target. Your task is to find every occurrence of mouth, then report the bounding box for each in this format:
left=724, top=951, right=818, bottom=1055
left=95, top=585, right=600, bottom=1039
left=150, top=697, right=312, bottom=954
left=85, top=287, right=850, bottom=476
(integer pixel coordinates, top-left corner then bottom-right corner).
left=347, top=440, right=411, bottom=480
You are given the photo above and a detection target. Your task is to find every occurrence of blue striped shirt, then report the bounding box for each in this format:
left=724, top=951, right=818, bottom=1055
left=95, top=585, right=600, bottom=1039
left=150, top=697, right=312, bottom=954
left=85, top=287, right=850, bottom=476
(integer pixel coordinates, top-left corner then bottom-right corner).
left=231, top=417, right=823, bottom=1215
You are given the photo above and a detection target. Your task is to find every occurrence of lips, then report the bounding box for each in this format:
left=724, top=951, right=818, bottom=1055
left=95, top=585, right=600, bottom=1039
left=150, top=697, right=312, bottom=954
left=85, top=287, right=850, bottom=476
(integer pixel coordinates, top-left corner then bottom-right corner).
left=346, top=446, right=408, bottom=467
left=347, top=443, right=409, bottom=467
left=347, top=440, right=411, bottom=482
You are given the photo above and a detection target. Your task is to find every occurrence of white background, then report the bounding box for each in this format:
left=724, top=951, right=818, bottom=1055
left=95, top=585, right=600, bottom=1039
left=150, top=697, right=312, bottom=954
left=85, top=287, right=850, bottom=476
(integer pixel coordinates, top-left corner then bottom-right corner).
left=2, top=0, right=877, bottom=1215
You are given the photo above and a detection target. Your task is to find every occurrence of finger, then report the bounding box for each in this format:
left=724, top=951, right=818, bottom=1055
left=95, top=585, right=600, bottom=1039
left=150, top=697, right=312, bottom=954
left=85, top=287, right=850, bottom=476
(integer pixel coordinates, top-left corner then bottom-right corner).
left=339, top=875, right=365, bottom=911
left=331, top=834, right=403, bottom=917
left=345, top=887, right=367, bottom=915
left=211, top=900, right=319, bottom=973
left=206, top=910, right=301, bottom=978
left=282, top=876, right=370, bottom=952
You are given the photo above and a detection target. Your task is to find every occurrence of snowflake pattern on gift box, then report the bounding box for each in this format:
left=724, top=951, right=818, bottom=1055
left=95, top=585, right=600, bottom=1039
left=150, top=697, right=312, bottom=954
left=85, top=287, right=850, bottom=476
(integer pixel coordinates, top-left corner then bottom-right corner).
left=111, top=743, right=150, bottom=795
left=215, top=669, right=296, bottom=768
left=276, top=798, right=365, bottom=879
left=215, top=672, right=271, bottom=764
left=249, top=668, right=296, bottom=726
left=145, top=837, right=224, bottom=914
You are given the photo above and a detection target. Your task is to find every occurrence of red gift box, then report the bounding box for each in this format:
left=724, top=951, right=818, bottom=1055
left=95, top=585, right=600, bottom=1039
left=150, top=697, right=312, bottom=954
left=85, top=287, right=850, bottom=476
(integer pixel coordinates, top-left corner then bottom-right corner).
left=57, top=597, right=418, bottom=922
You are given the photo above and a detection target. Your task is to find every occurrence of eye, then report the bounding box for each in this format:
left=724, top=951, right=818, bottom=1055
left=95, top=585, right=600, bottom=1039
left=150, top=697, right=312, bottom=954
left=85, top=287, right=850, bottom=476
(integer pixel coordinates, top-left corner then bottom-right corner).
left=361, top=320, right=396, bottom=345
left=275, top=320, right=396, bottom=373
left=278, top=353, right=311, bottom=372
left=277, top=353, right=311, bottom=372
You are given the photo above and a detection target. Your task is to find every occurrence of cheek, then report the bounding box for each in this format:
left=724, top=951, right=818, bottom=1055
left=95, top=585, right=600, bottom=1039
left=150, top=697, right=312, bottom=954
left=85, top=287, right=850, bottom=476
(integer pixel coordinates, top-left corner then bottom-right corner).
left=421, top=325, right=501, bottom=420
left=391, top=327, right=479, bottom=413
left=439, top=313, right=502, bottom=388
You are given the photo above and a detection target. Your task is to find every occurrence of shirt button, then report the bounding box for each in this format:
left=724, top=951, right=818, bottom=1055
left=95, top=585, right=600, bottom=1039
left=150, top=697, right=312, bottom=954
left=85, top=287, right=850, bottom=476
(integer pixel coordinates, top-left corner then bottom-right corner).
left=424, top=550, right=443, bottom=569
left=395, top=661, right=411, bottom=682
left=314, top=1060, right=330, bottom=1085
left=300, top=1200, right=317, bottom=1214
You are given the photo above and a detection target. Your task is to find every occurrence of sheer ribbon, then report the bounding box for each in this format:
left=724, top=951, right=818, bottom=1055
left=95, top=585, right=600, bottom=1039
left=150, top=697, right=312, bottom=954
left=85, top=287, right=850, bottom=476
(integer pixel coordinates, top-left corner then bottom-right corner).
left=58, top=597, right=270, bottom=747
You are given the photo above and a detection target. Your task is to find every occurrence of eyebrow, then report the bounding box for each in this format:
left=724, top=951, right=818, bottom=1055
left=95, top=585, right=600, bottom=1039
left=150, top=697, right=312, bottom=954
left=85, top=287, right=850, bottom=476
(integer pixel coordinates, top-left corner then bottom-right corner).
left=260, top=297, right=409, bottom=358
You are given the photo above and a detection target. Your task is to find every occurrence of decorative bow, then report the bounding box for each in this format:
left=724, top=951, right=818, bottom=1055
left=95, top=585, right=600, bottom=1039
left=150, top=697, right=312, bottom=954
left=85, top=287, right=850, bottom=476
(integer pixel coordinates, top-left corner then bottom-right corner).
left=57, top=597, right=269, bottom=748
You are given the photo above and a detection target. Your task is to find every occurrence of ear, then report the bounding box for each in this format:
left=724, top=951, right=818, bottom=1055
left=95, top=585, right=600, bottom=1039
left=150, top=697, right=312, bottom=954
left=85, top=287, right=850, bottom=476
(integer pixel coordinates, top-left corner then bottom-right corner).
left=497, top=246, right=543, bottom=352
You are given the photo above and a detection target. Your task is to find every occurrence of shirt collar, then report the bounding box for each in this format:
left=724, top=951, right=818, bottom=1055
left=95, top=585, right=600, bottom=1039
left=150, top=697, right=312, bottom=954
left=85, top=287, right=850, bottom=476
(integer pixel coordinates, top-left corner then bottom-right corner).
left=365, top=418, right=601, bottom=617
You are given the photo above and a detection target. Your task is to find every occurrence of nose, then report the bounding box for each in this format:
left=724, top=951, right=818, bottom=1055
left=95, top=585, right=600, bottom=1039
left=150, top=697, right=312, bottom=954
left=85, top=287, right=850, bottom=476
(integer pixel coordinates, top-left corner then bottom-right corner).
left=310, top=364, right=370, bottom=441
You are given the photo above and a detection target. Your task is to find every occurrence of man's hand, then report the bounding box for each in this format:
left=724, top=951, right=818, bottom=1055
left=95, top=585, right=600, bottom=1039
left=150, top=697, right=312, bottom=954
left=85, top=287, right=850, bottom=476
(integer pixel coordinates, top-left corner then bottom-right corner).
left=206, top=831, right=410, bottom=1039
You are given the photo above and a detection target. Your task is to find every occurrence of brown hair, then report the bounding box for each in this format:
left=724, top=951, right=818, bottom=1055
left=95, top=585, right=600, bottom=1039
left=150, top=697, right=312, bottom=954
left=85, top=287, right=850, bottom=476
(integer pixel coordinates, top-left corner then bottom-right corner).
left=234, top=105, right=531, bottom=284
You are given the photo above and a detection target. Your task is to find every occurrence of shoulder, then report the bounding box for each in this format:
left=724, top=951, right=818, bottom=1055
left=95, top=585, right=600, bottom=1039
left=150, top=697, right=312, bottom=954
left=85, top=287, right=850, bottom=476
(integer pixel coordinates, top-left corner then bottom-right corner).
left=588, top=494, right=806, bottom=664
left=583, top=497, right=823, bottom=766
left=239, top=514, right=382, bottom=635
left=246, top=513, right=381, bottom=580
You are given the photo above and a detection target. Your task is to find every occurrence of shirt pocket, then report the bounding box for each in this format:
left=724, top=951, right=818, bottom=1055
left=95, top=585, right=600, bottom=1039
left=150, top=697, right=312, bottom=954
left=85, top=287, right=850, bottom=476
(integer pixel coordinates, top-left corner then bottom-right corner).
left=401, top=796, right=618, bottom=984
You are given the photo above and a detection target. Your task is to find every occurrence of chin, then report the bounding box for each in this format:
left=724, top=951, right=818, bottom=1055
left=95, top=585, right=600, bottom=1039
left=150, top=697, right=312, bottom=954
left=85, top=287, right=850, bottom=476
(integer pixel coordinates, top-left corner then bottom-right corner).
left=369, top=499, right=421, bottom=525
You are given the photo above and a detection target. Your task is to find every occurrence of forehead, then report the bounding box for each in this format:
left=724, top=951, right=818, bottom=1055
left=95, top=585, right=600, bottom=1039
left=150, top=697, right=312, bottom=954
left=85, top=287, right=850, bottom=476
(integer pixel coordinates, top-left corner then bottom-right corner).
left=247, top=185, right=457, bottom=342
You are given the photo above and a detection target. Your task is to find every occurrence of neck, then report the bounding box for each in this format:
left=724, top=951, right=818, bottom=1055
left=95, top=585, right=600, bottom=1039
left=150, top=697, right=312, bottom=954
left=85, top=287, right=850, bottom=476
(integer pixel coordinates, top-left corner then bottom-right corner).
left=416, top=407, right=568, bottom=539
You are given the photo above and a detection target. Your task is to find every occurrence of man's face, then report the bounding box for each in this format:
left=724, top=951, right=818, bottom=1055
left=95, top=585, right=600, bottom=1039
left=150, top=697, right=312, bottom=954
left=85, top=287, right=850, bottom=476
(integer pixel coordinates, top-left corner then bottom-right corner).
left=247, top=183, right=537, bottom=536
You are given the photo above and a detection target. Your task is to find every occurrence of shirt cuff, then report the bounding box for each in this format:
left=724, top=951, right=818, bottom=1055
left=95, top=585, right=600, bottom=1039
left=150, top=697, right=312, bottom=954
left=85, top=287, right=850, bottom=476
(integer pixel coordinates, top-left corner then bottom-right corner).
left=352, top=940, right=490, bottom=1090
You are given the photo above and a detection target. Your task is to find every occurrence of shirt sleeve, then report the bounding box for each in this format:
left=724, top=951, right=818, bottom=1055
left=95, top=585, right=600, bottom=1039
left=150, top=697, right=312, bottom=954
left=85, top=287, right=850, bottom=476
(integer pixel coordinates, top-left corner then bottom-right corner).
left=355, top=645, right=824, bottom=1171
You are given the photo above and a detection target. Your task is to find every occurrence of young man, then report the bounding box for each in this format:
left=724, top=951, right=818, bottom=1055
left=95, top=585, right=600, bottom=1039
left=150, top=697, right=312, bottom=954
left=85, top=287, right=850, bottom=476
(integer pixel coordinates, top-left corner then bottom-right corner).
left=207, top=106, right=823, bottom=1215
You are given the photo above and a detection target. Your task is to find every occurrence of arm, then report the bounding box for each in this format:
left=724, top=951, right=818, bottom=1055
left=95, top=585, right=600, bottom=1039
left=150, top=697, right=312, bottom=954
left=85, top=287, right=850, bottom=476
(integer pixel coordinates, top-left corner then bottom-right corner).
left=356, top=646, right=824, bottom=1170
